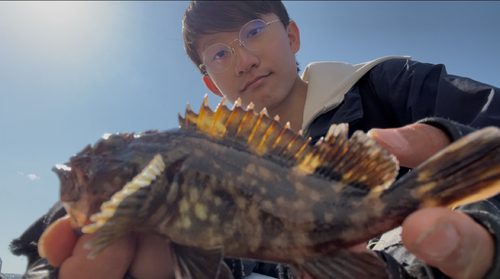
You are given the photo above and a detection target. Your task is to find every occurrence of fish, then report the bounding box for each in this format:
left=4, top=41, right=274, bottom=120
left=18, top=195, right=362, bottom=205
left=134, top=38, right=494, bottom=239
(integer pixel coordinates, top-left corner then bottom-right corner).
left=53, top=95, right=500, bottom=279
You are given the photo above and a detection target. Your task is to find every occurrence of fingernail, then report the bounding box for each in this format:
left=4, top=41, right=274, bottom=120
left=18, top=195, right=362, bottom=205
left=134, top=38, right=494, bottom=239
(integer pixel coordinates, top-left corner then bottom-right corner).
left=38, top=215, right=69, bottom=258
left=368, top=129, right=408, bottom=149
left=38, top=238, right=46, bottom=259
left=411, top=223, right=459, bottom=261
left=38, top=225, right=53, bottom=259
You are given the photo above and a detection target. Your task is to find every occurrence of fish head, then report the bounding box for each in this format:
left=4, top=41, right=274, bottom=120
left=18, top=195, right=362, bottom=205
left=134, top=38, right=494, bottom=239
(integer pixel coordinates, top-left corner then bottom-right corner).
left=53, top=133, right=142, bottom=233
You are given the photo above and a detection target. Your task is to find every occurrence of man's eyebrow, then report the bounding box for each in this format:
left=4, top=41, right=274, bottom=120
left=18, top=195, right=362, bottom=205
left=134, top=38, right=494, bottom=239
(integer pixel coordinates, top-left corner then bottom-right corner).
left=201, top=29, right=240, bottom=51
left=202, top=36, right=221, bottom=51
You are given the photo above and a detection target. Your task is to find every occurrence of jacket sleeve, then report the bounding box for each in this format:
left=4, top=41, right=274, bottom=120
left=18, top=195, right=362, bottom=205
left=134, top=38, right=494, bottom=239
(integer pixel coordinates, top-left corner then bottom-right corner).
left=365, top=59, right=500, bottom=279
left=365, top=59, right=500, bottom=129
left=10, top=202, right=66, bottom=279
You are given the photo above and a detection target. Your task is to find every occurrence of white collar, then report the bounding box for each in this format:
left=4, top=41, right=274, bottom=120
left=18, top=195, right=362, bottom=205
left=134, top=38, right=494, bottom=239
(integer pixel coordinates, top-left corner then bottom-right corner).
left=300, top=56, right=411, bottom=133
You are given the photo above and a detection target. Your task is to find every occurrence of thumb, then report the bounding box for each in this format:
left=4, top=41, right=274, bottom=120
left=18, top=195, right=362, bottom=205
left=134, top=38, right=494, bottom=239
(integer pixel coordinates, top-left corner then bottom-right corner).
left=367, top=123, right=451, bottom=168
left=402, top=208, right=494, bottom=279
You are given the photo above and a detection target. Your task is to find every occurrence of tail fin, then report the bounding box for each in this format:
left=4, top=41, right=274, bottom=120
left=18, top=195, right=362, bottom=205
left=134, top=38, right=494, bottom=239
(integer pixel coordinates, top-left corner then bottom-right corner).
left=389, top=127, right=500, bottom=208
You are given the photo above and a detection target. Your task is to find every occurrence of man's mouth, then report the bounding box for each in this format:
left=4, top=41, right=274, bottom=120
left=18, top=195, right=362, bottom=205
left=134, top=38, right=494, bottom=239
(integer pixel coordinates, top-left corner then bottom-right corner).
left=241, top=74, right=271, bottom=92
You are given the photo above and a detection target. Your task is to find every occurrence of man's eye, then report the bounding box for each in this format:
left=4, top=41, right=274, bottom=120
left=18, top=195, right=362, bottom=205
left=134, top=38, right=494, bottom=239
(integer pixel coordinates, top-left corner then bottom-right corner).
left=246, top=27, right=264, bottom=39
left=213, top=50, right=228, bottom=60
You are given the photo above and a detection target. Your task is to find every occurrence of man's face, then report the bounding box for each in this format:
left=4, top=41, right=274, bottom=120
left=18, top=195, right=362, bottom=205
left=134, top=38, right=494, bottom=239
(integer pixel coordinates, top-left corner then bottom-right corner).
left=197, top=13, right=301, bottom=112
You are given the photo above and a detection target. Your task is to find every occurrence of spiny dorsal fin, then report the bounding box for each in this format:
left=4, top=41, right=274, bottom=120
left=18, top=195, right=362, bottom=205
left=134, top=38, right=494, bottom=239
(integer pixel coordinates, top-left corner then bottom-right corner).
left=178, top=96, right=399, bottom=189
left=178, top=95, right=313, bottom=160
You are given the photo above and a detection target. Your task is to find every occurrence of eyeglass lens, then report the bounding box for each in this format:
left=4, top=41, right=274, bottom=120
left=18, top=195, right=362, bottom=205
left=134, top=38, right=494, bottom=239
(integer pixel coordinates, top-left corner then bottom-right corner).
left=203, top=20, right=271, bottom=73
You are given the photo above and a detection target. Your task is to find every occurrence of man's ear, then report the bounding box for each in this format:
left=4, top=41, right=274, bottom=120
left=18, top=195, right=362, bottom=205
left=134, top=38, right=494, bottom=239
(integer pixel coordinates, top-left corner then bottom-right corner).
left=286, top=20, right=301, bottom=54
left=203, top=75, right=224, bottom=98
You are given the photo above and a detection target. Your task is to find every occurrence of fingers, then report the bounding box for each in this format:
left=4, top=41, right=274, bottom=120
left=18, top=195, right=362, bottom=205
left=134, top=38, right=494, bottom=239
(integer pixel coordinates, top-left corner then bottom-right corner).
left=59, top=232, right=136, bottom=279
left=369, top=124, right=495, bottom=278
left=129, top=233, right=175, bottom=279
left=367, top=123, right=451, bottom=168
left=38, top=215, right=78, bottom=267
left=402, top=207, right=494, bottom=279
left=39, top=215, right=175, bottom=279
left=40, top=215, right=136, bottom=279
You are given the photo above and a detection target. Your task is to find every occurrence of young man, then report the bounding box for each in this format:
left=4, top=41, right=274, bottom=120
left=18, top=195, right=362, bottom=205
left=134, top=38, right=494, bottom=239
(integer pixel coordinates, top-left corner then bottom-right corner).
left=12, top=1, right=500, bottom=279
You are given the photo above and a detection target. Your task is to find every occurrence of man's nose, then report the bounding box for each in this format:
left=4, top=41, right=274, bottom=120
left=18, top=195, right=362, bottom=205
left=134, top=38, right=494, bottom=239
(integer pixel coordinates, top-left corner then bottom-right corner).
left=233, top=44, right=260, bottom=75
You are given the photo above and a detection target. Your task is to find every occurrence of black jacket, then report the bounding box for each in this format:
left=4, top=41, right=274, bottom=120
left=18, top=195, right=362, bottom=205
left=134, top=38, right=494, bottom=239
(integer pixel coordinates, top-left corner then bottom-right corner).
left=11, top=59, right=500, bottom=279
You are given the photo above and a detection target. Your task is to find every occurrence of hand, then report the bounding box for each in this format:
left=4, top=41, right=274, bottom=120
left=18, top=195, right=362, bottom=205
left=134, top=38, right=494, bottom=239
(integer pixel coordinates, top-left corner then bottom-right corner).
left=38, top=215, right=175, bottom=279
left=369, top=123, right=495, bottom=279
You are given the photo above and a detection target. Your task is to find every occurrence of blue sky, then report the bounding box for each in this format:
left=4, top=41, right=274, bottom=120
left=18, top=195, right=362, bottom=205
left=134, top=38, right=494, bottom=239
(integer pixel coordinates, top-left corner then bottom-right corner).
left=0, top=1, right=499, bottom=274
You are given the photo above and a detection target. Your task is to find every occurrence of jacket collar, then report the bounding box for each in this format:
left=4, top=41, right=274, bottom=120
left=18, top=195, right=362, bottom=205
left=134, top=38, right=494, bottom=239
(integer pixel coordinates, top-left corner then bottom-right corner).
left=300, top=56, right=410, bottom=134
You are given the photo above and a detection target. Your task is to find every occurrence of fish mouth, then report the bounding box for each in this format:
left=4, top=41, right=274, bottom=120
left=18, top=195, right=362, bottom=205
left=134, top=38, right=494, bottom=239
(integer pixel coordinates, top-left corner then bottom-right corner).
left=57, top=200, right=96, bottom=236
left=53, top=164, right=81, bottom=202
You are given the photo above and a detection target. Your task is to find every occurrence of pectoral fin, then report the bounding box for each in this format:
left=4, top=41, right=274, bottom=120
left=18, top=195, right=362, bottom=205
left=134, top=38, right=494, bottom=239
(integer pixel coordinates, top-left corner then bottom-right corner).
left=171, top=243, right=234, bottom=279
left=290, top=249, right=390, bottom=279
left=82, top=154, right=167, bottom=258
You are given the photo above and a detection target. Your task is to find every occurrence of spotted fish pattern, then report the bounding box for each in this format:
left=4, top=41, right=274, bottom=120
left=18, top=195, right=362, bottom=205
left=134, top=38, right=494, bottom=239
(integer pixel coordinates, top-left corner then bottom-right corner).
left=53, top=95, right=500, bottom=279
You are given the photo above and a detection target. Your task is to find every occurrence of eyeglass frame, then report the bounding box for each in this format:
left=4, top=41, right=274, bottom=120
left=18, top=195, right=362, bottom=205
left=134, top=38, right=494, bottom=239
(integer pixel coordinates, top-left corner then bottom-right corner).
left=198, top=18, right=281, bottom=74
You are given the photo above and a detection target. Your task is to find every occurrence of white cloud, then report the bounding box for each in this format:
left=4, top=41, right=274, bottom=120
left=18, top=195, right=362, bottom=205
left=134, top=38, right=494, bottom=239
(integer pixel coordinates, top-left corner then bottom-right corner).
left=17, top=171, right=40, bottom=180
left=27, top=174, right=40, bottom=180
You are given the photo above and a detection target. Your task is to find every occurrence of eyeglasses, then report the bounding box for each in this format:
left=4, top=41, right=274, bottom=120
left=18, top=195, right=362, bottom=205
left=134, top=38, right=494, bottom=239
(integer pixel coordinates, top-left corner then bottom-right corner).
left=199, top=19, right=281, bottom=74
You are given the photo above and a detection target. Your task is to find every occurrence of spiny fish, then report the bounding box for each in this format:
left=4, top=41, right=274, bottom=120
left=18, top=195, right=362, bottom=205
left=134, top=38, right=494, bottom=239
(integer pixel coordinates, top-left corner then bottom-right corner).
left=53, top=95, right=500, bottom=279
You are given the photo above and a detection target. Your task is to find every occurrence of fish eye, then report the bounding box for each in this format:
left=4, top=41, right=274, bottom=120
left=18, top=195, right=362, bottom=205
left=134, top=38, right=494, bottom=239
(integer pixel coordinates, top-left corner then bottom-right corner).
left=94, top=134, right=127, bottom=155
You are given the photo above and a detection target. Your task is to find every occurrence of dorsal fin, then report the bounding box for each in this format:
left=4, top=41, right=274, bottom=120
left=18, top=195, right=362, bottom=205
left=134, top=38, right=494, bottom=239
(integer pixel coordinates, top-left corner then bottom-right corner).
left=317, top=124, right=399, bottom=189
left=178, top=95, right=399, bottom=189
left=178, top=95, right=313, bottom=159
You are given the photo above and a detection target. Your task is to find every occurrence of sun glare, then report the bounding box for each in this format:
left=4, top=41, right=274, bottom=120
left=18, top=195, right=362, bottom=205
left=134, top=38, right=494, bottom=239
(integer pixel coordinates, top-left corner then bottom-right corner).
left=10, top=2, right=96, bottom=46
left=3, top=1, right=126, bottom=70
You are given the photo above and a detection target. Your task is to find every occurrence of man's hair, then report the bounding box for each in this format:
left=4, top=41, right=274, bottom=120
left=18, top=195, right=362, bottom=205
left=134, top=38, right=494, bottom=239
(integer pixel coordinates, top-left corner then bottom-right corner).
left=182, top=1, right=293, bottom=75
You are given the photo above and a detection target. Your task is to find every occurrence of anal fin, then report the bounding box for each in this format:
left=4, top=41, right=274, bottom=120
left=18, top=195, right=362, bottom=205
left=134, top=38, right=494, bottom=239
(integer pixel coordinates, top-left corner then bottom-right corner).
left=290, top=249, right=390, bottom=279
left=171, top=243, right=234, bottom=279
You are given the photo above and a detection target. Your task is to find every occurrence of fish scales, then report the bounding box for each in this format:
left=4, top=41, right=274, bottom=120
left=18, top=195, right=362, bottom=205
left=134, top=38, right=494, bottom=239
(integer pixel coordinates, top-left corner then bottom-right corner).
left=136, top=129, right=373, bottom=260
left=53, top=95, right=500, bottom=279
